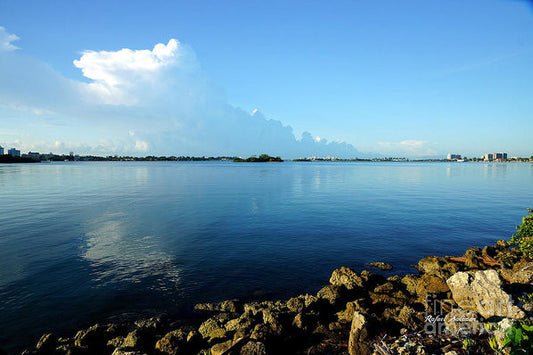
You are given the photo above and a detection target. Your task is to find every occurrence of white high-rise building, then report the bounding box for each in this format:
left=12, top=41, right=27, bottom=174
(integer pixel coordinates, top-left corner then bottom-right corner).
left=493, top=152, right=508, bottom=160
left=484, top=152, right=507, bottom=161
left=447, top=153, right=461, bottom=160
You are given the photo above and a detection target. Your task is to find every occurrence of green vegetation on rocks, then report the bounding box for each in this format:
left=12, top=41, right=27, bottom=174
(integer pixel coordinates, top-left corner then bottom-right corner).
left=510, top=208, right=533, bottom=258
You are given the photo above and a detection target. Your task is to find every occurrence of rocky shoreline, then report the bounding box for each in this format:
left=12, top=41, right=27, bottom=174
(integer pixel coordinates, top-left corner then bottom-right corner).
left=15, top=239, right=533, bottom=355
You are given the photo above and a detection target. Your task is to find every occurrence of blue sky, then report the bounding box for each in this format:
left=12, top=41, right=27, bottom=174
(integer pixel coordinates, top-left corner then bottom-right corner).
left=0, top=0, right=532, bottom=158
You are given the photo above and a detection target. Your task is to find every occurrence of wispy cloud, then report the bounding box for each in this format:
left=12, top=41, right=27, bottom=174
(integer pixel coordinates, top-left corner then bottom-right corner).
left=435, top=52, right=522, bottom=78
left=0, top=26, right=19, bottom=52
left=378, top=139, right=438, bottom=157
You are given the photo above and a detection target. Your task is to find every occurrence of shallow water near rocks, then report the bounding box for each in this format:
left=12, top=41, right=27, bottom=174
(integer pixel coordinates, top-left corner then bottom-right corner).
left=0, top=161, right=532, bottom=350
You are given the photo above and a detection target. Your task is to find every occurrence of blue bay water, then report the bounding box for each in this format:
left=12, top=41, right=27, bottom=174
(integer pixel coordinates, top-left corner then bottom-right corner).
left=0, top=161, right=532, bottom=350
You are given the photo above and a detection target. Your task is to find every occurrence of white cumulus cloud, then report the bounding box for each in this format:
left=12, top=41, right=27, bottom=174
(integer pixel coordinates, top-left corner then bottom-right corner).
left=134, top=140, right=149, bottom=152
left=73, top=39, right=181, bottom=105
left=0, top=26, right=19, bottom=52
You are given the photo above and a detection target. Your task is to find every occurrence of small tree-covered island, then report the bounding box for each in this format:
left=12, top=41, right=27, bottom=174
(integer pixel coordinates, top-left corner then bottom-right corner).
left=233, top=154, right=283, bottom=163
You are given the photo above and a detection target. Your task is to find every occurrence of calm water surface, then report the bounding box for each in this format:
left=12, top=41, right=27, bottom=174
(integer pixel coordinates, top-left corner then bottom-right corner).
left=0, top=161, right=532, bottom=350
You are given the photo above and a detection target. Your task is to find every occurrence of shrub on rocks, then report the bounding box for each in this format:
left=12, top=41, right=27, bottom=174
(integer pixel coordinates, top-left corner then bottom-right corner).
left=496, top=248, right=523, bottom=268
left=490, top=318, right=516, bottom=351
left=510, top=208, right=533, bottom=258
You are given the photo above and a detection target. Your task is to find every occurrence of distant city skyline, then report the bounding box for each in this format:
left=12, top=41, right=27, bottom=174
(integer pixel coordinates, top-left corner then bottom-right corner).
left=3, top=145, right=531, bottom=162
left=0, top=0, right=532, bottom=158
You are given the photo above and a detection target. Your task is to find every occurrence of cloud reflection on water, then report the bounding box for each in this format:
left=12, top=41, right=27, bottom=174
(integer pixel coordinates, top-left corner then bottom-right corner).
left=81, top=212, right=181, bottom=291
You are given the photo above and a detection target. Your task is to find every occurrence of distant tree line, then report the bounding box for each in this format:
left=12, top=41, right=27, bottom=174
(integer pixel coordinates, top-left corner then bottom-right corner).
left=100, top=156, right=238, bottom=161
left=0, top=155, right=40, bottom=163
left=3, top=154, right=239, bottom=162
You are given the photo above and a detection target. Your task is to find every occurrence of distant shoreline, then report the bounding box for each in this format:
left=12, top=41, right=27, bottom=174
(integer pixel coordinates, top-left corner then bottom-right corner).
left=2, top=151, right=532, bottom=163
left=2, top=158, right=531, bottom=164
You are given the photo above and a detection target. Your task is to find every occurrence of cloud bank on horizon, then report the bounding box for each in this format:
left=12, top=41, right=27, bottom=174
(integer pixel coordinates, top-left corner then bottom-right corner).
left=0, top=26, right=377, bottom=158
